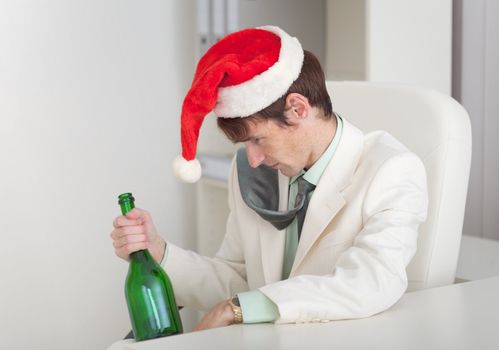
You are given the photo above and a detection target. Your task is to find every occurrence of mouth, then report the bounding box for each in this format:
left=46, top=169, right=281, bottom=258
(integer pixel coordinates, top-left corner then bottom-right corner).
left=271, top=163, right=279, bottom=169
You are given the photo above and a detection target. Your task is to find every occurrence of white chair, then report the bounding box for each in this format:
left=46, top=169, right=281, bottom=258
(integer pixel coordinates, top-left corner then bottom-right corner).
left=326, top=81, right=472, bottom=291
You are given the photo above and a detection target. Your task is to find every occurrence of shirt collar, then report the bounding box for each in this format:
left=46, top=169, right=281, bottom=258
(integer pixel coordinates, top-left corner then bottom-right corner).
left=290, top=113, right=343, bottom=186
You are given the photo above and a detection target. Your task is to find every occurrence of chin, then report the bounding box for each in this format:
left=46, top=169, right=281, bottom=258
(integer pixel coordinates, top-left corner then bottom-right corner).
left=280, top=168, right=299, bottom=177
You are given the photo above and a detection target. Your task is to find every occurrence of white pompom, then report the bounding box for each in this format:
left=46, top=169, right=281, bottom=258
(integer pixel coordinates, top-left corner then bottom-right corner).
left=173, top=155, right=202, bottom=183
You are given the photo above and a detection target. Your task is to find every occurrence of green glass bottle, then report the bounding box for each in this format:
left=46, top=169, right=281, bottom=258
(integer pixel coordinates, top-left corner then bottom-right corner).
left=118, top=193, right=183, bottom=340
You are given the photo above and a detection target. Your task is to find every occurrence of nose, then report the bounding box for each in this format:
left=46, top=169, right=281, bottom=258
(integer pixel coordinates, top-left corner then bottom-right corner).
left=245, top=142, right=265, bottom=168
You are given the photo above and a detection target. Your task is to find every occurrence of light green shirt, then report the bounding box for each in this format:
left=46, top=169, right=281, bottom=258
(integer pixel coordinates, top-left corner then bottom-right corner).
left=239, top=114, right=343, bottom=323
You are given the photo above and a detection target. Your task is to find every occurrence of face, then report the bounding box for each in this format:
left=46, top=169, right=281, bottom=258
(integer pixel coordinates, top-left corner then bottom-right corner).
left=243, top=117, right=310, bottom=177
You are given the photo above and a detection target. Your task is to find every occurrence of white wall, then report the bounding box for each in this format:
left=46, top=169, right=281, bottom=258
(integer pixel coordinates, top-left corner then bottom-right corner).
left=0, top=1, right=196, bottom=349
left=236, top=0, right=326, bottom=65
left=367, top=0, right=452, bottom=95
left=325, top=0, right=366, bottom=80
left=454, top=0, right=499, bottom=241
left=325, top=0, right=452, bottom=95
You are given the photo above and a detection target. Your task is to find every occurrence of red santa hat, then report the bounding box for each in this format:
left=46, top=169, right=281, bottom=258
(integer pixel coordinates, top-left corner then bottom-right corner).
left=173, top=25, right=304, bottom=182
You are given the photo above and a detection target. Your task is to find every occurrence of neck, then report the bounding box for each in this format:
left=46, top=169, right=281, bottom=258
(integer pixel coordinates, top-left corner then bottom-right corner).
left=304, top=113, right=337, bottom=170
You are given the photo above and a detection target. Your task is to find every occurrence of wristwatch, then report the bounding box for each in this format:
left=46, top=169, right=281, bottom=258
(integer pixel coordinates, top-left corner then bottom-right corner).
left=229, top=295, right=243, bottom=324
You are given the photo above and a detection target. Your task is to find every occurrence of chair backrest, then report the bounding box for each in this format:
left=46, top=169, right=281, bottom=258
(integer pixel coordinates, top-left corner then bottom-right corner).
left=326, top=81, right=472, bottom=291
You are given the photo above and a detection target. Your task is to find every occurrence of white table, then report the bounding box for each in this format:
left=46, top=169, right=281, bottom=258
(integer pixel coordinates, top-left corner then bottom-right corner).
left=108, top=276, right=499, bottom=350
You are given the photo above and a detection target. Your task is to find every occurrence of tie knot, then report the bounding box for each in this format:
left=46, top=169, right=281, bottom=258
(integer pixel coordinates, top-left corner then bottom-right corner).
left=297, top=176, right=316, bottom=194
left=295, top=176, right=316, bottom=207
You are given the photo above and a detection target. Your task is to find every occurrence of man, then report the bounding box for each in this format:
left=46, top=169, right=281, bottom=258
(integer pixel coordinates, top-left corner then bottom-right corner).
left=111, top=26, right=428, bottom=330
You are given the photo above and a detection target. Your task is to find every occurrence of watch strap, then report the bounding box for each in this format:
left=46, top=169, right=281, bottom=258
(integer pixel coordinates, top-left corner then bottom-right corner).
left=229, top=295, right=243, bottom=324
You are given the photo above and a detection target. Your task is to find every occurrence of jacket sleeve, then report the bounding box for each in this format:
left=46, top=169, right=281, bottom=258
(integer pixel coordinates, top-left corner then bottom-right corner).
left=259, top=152, right=428, bottom=323
left=163, top=157, right=249, bottom=311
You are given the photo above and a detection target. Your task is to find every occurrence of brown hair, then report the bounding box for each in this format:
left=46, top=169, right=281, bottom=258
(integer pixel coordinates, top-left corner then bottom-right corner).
left=217, top=50, right=333, bottom=143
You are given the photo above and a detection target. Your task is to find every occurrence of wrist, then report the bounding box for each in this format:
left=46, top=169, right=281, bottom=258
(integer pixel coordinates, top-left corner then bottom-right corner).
left=151, top=237, right=166, bottom=264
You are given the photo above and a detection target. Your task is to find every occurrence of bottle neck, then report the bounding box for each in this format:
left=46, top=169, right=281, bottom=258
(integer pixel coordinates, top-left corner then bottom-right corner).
left=118, top=193, right=135, bottom=216
left=120, top=203, right=134, bottom=216
left=119, top=194, right=154, bottom=264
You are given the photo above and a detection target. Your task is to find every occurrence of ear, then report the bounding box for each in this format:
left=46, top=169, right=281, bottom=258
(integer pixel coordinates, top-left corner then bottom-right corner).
left=285, top=93, right=310, bottom=119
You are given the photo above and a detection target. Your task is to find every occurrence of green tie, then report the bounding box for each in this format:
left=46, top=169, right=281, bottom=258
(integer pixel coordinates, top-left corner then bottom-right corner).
left=294, top=176, right=316, bottom=238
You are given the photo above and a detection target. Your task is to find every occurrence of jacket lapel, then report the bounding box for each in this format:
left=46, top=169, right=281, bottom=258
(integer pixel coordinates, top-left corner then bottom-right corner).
left=290, top=120, right=364, bottom=275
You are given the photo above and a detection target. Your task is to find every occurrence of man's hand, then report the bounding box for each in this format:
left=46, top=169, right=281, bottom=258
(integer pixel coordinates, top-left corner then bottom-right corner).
left=110, top=208, right=166, bottom=264
left=193, top=300, right=235, bottom=331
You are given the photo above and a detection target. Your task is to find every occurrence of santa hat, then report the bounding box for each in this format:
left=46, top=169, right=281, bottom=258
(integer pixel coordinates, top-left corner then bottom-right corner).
left=173, top=26, right=304, bottom=182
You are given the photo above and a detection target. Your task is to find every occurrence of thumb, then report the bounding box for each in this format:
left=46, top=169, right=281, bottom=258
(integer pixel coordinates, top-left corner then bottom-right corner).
left=126, top=208, right=152, bottom=226
left=125, top=208, right=143, bottom=221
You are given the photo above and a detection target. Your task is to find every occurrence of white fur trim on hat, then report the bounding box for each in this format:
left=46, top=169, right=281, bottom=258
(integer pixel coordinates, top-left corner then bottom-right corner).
left=173, top=155, right=202, bottom=183
left=214, top=26, right=304, bottom=118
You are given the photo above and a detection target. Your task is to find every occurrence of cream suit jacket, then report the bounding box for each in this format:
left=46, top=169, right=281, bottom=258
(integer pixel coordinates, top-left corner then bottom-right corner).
left=164, top=119, right=428, bottom=324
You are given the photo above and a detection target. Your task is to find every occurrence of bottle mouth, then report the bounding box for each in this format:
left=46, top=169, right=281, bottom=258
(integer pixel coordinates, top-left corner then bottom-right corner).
left=118, top=192, right=135, bottom=205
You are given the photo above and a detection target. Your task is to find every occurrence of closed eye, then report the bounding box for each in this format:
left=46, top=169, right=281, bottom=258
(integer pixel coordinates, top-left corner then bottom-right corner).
left=251, top=137, right=264, bottom=145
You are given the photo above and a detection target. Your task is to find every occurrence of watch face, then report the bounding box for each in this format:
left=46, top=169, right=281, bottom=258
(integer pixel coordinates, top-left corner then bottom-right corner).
left=232, top=296, right=240, bottom=307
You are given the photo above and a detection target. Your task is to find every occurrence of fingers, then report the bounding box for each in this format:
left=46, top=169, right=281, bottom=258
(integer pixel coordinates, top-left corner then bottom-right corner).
left=115, top=242, right=148, bottom=260
left=111, top=216, right=148, bottom=259
left=124, top=208, right=152, bottom=222
left=111, top=228, right=148, bottom=260
left=111, top=207, right=158, bottom=261
left=112, top=226, right=146, bottom=246
left=111, top=223, right=147, bottom=244
left=113, top=233, right=147, bottom=248
left=113, top=208, right=152, bottom=227
left=113, top=215, right=142, bottom=229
